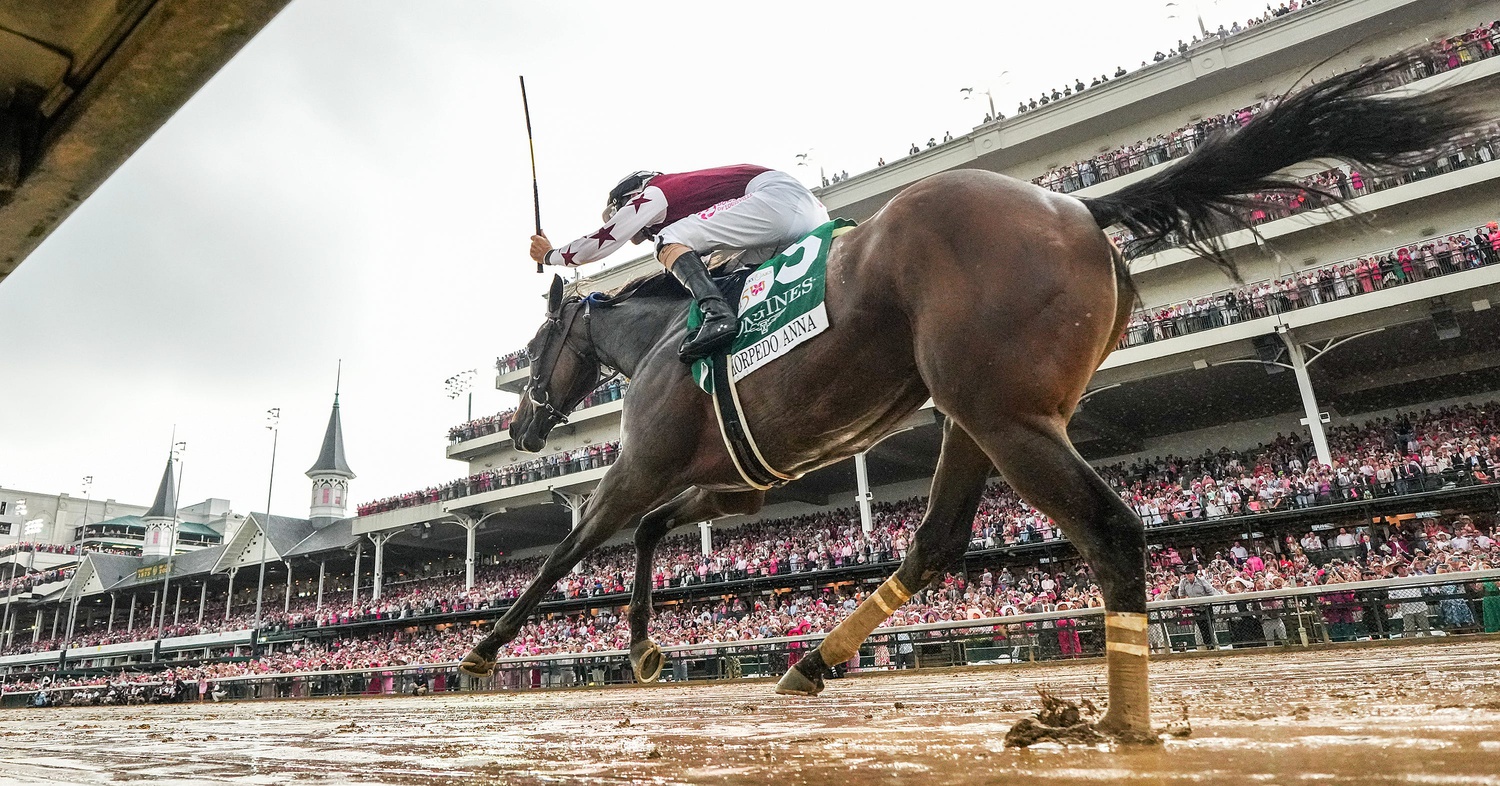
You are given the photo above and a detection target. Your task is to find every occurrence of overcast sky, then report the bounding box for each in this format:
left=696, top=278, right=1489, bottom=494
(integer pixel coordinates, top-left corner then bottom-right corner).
left=0, top=0, right=1274, bottom=515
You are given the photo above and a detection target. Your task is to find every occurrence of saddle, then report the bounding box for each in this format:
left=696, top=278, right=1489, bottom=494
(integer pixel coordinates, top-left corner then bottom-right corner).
left=703, top=244, right=786, bottom=301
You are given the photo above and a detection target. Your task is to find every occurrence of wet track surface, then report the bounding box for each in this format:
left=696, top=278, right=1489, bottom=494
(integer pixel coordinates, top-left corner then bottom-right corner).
left=4, top=638, right=1500, bottom=785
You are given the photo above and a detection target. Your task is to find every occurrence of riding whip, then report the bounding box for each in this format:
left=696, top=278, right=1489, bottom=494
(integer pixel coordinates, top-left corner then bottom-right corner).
left=520, top=75, right=543, bottom=274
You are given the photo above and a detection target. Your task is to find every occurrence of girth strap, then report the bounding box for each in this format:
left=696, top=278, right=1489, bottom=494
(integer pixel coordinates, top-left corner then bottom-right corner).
left=708, top=350, right=796, bottom=491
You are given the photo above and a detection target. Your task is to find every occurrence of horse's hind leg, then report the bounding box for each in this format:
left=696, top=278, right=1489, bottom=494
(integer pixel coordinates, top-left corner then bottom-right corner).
left=964, top=412, right=1152, bottom=740
left=777, top=417, right=992, bottom=695
left=628, top=487, right=764, bottom=682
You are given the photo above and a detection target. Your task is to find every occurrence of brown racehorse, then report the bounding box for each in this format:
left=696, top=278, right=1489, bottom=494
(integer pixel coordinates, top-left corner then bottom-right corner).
left=459, top=50, right=1481, bottom=740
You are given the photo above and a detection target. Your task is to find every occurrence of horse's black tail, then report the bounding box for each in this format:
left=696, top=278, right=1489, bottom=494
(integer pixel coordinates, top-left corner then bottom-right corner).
left=1081, top=47, right=1490, bottom=278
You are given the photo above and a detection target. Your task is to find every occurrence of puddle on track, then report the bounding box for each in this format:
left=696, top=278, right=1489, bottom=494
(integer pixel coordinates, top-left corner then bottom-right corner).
left=2, top=638, right=1499, bottom=785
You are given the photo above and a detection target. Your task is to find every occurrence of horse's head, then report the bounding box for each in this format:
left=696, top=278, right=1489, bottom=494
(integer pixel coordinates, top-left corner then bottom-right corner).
left=511, top=275, right=605, bottom=453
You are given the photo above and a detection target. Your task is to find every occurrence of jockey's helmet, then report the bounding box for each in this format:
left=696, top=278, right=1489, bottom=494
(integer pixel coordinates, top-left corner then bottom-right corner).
left=604, top=171, right=659, bottom=220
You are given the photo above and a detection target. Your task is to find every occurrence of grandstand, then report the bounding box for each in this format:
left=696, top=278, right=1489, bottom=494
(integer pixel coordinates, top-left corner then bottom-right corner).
left=6, top=0, right=1500, bottom=702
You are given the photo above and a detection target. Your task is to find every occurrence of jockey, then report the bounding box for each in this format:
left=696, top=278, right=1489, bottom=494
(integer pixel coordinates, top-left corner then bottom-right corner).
left=528, top=164, right=828, bottom=362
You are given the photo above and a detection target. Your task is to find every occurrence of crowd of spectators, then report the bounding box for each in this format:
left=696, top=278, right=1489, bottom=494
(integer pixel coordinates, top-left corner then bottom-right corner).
left=447, top=380, right=626, bottom=444
left=496, top=351, right=529, bottom=375
left=870, top=0, right=1336, bottom=175
left=12, top=511, right=1492, bottom=690
left=0, top=543, right=85, bottom=559
left=1015, top=2, right=1338, bottom=122
left=11, top=402, right=1500, bottom=675
left=1, top=566, right=75, bottom=595
left=1120, top=220, right=1500, bottom=348
left=20, top=401, right=1500, bottom=652
left=448, top=409, right=515, bottom=443
left=1030, top=19, right=1499, bottom=196
left=357, top=441, right=621, bottom=516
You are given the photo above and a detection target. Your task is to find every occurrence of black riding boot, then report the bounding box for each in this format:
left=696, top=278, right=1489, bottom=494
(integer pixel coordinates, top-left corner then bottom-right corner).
left=671, top=250, right=738, bottom=362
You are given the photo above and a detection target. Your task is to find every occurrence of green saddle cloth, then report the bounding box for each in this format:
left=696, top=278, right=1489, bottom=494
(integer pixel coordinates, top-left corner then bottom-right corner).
left=689, top=218, right=856, bottom=393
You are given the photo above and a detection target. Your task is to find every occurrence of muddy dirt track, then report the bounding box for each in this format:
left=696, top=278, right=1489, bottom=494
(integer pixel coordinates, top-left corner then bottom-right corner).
left=3, top=638, right=1500, bottom=785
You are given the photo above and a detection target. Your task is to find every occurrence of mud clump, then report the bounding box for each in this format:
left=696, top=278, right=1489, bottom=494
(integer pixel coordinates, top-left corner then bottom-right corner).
left=1163, top=705, right=1192, bottom=738
left=1037, top=689, right=1089, bottom=727
left=1005, top=717, right=1106, bottom=747
left=1004, top=688, right=1106, bottom=748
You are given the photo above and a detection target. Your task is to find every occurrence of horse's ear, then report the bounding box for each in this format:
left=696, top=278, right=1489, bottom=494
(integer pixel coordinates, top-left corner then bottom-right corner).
left=547, top=274, right=565, bottom=315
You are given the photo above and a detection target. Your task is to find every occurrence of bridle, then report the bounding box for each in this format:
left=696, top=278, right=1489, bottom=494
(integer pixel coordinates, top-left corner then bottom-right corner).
left=523, top=299, right=617, bottom=431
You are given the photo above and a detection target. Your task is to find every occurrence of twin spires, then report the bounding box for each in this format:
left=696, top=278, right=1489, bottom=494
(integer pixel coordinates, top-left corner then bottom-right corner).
left=137, top=367, right=355, bottom=555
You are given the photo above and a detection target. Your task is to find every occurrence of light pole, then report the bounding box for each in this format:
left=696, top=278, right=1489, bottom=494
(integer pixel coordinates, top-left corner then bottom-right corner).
left=253, top=408, right=279, bottom=637
left=1165, top=1, right=1212, bottom=40
left=795, top=151, right=825, bottom=187
left=445, top=369, right=477, bottom=422
left=79, top=476, right=93, bottom=543
left=0, top=498, right=28, bottom=645
left=156, top=442, right=185, bottom=631
left=960, top=87, right=996, bottom=121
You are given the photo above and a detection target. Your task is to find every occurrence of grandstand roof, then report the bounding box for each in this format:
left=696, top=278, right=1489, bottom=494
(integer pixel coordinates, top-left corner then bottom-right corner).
left=215, top=513, right=359, bottom=572
left=85, top=514, right=218, bottom=539
left=62, top=552, right=141, bottom=598
left=102, top=543, right=229, bottom=592
left=0, top=0, right=292, bottom=284
left=284, top=517, right=359, bottom=556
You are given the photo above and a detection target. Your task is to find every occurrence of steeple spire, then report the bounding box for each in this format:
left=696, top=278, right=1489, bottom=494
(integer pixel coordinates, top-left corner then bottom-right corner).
left=306, top=364, right=354, bottom=480
left=143, top=453, right=177, bottom=520
left=141, top=446, right=177, bottom=559
left=307, top=366, right=354, bottom=526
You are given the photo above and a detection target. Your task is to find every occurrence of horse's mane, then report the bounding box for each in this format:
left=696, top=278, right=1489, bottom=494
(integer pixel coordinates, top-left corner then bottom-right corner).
left=598, top=269, right=687, bottom=303
left=593, top=249, right=757, bottom=304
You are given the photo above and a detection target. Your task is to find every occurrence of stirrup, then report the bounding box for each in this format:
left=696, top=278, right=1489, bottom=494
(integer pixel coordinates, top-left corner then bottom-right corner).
left=679, top=311, right=737, bottom=362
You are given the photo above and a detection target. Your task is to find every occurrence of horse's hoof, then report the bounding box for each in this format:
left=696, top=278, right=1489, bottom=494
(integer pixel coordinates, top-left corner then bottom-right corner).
left=631, top=640, right=664, bottom=683
left=459, top=651, right=495, bottom=678
left=1093, top=712, right=1161, bottom=744
left=774, top=665, right=824, bottom=696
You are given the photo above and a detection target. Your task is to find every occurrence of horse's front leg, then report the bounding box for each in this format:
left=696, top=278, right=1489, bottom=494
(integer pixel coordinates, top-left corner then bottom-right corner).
left=459, top=469, right=687, bottom=678
left=628, top=488, right=764, bottom=682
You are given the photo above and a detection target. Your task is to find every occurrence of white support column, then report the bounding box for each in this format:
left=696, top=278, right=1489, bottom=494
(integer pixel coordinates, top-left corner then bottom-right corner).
left=699, top=521, right=713, bottom=556
left=197, top=582, right=207, bottom=626
left=283, top=560, right=293, bottom=613
left=557, top=494, right=587, bottom=574
left=127, top=595, right=136, bottom=631
left=351, top=541, right=363, bottom=607
left=173, top=584, right=182, bottom=627
left=224, top=568, right=236, bottom=623
left=854, top=452, right=875, bottom=535
left=50, top=606, right=60, bottom=639
left=316, top=560, right=326, bottom=610
left=1277, top=327, right=1333, bottom=469
left=453, top=515, right=479, bottom=591
left=108, top=593, right=116, bottom=633
left=66, top=597, right=79, bottom=641
left=32, top=609, right=41, bottom=643
left=147, top=591, right=158, bottom=632
left=369, top=532, right=396, bottom=602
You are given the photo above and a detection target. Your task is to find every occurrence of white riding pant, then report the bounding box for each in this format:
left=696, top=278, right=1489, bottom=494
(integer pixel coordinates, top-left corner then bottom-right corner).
left=658, top=170, right=829, bottom=253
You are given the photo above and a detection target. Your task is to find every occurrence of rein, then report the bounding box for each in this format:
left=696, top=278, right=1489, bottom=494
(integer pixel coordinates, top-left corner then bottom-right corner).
left=525, top=299, right=618, bottom=429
